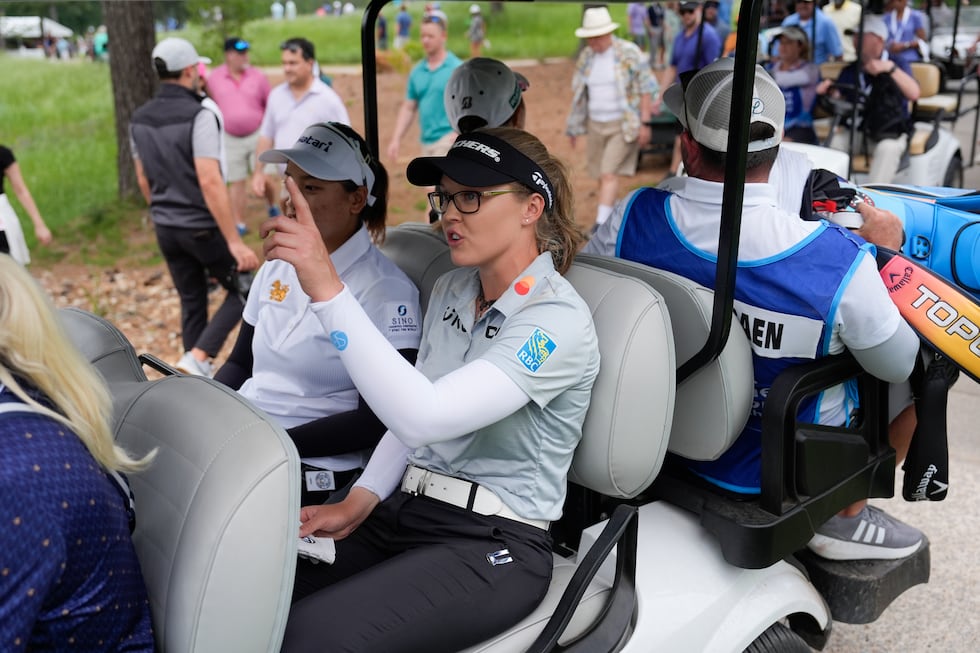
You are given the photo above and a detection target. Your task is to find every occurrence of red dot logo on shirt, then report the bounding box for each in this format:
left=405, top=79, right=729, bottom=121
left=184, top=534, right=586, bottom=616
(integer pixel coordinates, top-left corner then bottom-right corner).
left=514, top=276, right=535, bottom=295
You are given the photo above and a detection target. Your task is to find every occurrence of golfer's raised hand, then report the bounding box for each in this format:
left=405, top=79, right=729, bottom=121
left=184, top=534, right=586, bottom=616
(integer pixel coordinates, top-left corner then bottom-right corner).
left=261, top=176, right=344, bottom=302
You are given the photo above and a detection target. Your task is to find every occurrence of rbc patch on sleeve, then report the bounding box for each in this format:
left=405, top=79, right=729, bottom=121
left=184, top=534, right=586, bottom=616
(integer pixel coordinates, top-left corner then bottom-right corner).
left=516, top=328, right=557, bottom=373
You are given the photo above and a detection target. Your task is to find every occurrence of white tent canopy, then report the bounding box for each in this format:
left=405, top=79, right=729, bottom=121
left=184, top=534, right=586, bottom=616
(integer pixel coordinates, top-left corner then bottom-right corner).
left=0, top=16, right=74, bottom=39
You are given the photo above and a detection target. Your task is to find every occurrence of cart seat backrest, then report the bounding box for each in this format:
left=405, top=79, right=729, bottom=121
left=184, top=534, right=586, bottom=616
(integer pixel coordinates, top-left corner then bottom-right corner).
left=381, top=225, right=676, bottom=498
left=61, top=309, right=301, bottom=653
left=379, top=222, right=455, bottom=314
left=577, top=255, right=753, bottom=462
left=59, top=307, right=147, bottom=383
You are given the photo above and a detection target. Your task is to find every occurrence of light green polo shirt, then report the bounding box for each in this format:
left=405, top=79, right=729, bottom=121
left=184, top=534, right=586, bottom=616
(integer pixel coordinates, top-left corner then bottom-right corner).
left=410, top=253, right=600, bottom=521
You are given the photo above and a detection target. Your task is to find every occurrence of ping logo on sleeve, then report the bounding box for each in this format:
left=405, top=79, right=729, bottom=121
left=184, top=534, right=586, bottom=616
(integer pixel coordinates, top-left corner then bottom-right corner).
left=516, top=328, right=556, bottom=372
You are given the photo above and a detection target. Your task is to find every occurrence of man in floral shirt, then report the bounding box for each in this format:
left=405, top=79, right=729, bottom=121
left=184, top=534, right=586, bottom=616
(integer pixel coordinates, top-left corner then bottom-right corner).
left=566, top=6, right=659, bottom=231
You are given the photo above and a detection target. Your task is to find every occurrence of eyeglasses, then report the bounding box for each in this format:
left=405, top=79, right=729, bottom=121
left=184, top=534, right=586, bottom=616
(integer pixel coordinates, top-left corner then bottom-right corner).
left=679, top=8, right=696, bottom=15
left=423, top=15, right=445, bottom=25
left=232, top=40, right=249, bottom=52
left=427, top=189, right=524, bottom=216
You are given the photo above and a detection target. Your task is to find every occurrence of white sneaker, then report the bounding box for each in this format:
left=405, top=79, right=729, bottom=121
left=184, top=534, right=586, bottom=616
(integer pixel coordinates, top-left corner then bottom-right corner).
left=174, top=352, right=214, bottom=378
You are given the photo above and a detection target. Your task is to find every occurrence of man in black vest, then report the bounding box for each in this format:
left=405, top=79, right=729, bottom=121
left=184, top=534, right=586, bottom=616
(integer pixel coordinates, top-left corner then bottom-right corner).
left=131, top=37, right=259, bottom=377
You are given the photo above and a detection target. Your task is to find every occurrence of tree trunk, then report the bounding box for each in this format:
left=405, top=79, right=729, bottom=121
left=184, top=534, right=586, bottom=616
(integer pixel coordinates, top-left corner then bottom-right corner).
left=102, top=1, right=156, bottom=200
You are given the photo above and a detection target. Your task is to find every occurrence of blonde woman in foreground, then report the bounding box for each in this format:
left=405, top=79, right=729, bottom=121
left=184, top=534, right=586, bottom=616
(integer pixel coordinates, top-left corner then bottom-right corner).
left=0, top=254, right=156, bottom=651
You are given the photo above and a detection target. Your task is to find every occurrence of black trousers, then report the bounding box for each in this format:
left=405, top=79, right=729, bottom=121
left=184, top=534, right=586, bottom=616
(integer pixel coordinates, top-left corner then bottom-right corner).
left=282, top=492, right=554, bottom=653
left=154, top=224, right=242, bottom=356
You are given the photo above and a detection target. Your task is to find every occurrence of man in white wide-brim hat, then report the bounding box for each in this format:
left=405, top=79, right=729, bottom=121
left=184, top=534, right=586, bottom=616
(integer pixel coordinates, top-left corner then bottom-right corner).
left=566, top=6, right=660, bottom=231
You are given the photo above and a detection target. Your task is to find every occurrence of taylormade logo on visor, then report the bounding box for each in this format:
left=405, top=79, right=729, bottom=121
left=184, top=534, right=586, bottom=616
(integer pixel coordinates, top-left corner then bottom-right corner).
left=531, top=171, right=553, bottom=208
left=298, top=135, right=333, bottom=153
left=454, top=139, right=501, bottom=162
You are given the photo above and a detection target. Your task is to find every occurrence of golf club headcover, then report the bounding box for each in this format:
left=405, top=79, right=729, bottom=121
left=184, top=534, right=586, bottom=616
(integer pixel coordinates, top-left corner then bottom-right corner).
left=902, top=349, right=958, bottom=501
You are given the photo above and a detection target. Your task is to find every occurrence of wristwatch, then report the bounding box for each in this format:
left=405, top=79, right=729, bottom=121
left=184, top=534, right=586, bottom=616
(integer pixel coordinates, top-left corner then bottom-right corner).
left=889, top=63, right=897, bottom=74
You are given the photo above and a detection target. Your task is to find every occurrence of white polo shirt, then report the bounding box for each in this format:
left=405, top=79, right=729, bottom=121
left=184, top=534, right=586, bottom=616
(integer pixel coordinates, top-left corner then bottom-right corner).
left=259, top=78, right=350, bottom=173
left=240, top=225, right=420, bottom=469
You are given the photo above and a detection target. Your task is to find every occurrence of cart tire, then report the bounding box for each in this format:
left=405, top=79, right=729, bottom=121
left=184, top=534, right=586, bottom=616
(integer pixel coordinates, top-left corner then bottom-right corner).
left=743, top=622, right=811, bottom=653
left=943, top=153, right=963, bottom=188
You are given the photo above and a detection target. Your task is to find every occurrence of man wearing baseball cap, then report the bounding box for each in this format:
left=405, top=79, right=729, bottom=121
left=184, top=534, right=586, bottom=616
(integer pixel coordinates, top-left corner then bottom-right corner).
left=780, top=0, right=843, bottom=65
left=444, top=57, right=529, bottom=134
left=818, top=14, right=920, bottom=183
left=657, top=1, right=722, bottom=176
left=566, top=6, right=659, bottom=230
left=130, top=37, right=259, bottom=377
left=586, top=58, right=923, bottom=562
left=207, top=37, right=273, bottom=234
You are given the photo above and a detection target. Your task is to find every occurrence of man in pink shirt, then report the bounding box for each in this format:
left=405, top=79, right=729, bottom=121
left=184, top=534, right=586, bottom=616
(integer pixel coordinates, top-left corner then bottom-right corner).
left=207, top=37, right=273, bottom=229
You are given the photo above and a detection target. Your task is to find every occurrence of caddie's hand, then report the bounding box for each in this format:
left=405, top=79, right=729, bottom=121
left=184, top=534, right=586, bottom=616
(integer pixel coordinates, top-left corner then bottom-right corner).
left=229, top=241, right=259, bottom=272
left=855, top=201, right=905, bottom=250
left=261, top=176, right=343, bottom=302
left=298, top=487, right=380, bottom=540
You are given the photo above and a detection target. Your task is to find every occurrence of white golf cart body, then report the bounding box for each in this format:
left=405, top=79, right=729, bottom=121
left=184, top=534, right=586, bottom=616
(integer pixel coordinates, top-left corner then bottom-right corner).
left=59, top=1, right=936, bottom=651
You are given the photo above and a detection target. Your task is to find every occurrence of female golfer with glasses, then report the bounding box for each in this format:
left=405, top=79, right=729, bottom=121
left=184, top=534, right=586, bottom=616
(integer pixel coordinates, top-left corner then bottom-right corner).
left=263, top=127, right=599, bottom=653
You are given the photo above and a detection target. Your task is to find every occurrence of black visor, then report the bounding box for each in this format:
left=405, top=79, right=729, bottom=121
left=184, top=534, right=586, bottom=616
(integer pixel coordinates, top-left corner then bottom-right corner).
left=406, top=131, right=555, bottom=211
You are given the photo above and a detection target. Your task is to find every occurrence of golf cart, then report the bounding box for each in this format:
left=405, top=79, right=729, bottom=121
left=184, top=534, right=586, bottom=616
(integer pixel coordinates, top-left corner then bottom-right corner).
left=61, top=2, right=936, bottom=651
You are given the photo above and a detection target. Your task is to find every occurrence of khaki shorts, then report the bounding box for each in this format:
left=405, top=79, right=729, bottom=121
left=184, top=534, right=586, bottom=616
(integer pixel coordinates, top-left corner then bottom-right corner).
left=420, top=131, right=457, bottom=157
left=224, top=131, right=260, bottom=183
left=586, top=119, right=639, bottom=178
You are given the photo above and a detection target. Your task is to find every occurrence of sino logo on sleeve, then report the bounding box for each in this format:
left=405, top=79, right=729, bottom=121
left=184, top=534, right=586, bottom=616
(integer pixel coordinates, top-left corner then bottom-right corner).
left=516, top=328, right=556, bottom=372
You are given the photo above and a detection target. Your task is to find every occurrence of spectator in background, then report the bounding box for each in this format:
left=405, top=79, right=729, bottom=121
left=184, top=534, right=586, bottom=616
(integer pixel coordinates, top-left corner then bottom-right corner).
left=819, top=15, right=920, bottom=184
left=387, top=12, right=461, bottom=162
left=648, top=2, right=667, bottom=68
left=628, top=2, right=651, bottom=51
left=566, top=7, right=659, bottom=229
left=656, top=0, right=722, bottom=176
left=271, top=1, right=285, bottom=20
left=0, top=145, right=53, bottom=266
left=704, top=0, right=729, bottom=44
left=252, top=38, right=350, bottom=215
left=395, top=3, right=412, bottom=49
left=285, top=0, right=298, bottom=20
left=781, top=0, right=843, bottom=64
left=207, top=37, right=273, bottom=232
left=824, top=0, right=863, bottom=61
left=131, top=38, right=260, bottom=376
left=93, top=25, right=108, bottom=61
left=377, top=11, right=389, bottom=50
left=468, top=4, right=487, bottom=58
left=767, top=26, right=820, bottom=144
left=886, top=0, right=928, bottom=67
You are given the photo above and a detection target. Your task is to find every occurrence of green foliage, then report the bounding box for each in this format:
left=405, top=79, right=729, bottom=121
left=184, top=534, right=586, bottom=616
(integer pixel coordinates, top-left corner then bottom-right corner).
left=177, top=2, right=587, bottom=65
left=0, top=58, right=127, bottom=262
left=0, top=2, right=596, bottom=266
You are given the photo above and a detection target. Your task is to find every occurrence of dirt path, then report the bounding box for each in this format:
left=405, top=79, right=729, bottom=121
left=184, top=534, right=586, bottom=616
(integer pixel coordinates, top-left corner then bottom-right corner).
left=38, top=58, right=671, bottom=367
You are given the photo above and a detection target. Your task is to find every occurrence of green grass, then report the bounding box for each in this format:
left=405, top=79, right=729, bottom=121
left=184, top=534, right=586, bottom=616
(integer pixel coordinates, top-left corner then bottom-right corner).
left=0, top=58, right=140, bottom=264
left=0, top=3, right=616, bottom=266
left=182, top=3, right=604, bottom=65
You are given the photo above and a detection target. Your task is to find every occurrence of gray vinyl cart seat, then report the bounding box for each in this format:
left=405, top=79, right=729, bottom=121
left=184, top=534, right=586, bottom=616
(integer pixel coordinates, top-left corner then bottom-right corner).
left=60, top=308, right=301, bottom=653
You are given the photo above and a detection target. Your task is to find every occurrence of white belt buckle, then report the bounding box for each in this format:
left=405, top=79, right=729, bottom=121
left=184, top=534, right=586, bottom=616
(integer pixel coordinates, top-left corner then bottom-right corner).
left=402, top=465, right=430, bottom=496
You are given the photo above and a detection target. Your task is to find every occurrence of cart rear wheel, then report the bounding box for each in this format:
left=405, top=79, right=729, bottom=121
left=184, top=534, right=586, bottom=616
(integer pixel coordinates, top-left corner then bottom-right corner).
left=744, top=622, right=811, bottom=653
